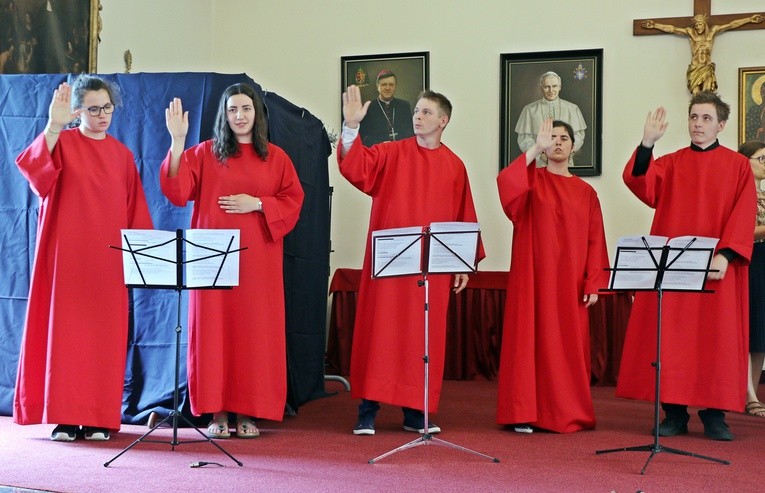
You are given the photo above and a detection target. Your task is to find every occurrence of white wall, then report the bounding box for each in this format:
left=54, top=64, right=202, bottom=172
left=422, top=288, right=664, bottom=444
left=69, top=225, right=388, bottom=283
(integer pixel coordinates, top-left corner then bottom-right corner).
left=97, top=0, right=765, bottom=273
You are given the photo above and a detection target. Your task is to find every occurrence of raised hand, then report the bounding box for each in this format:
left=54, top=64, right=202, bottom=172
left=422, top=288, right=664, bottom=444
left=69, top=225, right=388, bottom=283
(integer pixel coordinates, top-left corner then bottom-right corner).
left=165, top=97, right=189, bottom=141
left=536, top=118, right=555, bottom=152
left=47, top=82, right=82, bottom=130
left=341, top=85, right=370, bottom=128
left=524, top=118, right=554, bottom=165
left=642, top=107, right=668, bottom=148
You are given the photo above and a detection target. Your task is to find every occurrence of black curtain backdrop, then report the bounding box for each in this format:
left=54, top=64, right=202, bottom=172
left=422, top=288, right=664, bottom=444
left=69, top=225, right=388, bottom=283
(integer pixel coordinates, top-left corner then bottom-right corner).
left=0, top=72, right=331, bottom=423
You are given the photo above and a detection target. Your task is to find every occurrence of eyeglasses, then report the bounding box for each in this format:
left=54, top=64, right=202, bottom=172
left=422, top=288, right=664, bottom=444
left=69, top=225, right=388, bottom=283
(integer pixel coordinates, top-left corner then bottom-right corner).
left=83, top=103, right=114, bottom=117
left=751, top=155, right=765, bottom=164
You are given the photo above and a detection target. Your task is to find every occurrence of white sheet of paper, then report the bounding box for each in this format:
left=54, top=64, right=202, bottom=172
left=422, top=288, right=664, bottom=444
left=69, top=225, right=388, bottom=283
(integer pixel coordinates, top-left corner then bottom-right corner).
left=609, top=235, right=667, bottom=289
left=427, top=222, right=480, bottom=274
left=371, top=226, right=423, bottom=277
left=184, top=229, right=241, bottom=287
left=120, top=229, right=178, bottom=286
left=662, top=236, right=718, bottom=290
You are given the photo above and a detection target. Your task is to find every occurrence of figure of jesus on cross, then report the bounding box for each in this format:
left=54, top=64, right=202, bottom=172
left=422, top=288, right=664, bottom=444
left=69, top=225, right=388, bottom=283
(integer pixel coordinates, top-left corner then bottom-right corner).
left=635, top=1, right=764, bottom=95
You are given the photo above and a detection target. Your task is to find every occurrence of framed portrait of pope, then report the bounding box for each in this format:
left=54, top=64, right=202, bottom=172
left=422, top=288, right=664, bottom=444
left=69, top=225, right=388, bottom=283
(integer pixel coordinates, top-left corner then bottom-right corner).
left=500, top=49, right=603, bottom=176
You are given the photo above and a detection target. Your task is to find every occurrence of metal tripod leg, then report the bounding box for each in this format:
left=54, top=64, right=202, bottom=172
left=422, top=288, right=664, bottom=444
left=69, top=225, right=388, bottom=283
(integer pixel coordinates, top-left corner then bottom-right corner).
left=105, top=288, right=242, bottom=467
left=369, top=276, right=499, bottom=464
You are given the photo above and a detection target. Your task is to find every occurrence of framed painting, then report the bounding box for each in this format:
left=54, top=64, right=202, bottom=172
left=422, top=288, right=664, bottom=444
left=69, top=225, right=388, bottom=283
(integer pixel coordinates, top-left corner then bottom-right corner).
left=0, top=0, right=101, bottom=74
left=340, top=51, right=429, bottom=146
left=500, top=49, right=603, bottom=176
left=739, top=66, right=765, bottom=145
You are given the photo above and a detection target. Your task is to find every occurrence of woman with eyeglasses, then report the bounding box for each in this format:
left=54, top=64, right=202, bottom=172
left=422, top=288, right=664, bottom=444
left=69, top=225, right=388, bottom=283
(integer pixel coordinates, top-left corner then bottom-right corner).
left=13, top=75, right=153, bottom=442
left=738, top=140, right=765, bottom=418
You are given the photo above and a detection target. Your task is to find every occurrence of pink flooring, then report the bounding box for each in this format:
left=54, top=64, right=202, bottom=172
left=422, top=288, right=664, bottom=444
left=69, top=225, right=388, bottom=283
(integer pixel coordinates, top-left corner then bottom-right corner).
left=0, top=380, right=763, bottom=493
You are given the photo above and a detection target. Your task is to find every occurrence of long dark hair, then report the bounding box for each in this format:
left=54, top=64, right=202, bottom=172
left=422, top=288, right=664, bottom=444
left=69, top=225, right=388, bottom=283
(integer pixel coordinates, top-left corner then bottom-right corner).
left=212, top=83, right=269, bottom=162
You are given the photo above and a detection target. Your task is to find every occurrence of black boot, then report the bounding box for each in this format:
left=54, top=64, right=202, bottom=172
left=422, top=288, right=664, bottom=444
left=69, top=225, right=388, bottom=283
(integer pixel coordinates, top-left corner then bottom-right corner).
left=657, top=403, right=689, bottom=436
left=698, top=408, right=733, bottom=441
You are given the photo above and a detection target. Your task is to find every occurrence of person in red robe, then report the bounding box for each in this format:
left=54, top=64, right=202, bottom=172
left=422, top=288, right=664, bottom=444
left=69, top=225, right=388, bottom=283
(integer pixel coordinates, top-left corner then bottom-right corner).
left=161, top=84, right=304, bottom=439
left=14, top=76, right=153, bottom=442
left=617, top=92, right=756, bottom=441
left=495, top=119, right=610, bottom=433
left=338, top=85, right=483, bottom=435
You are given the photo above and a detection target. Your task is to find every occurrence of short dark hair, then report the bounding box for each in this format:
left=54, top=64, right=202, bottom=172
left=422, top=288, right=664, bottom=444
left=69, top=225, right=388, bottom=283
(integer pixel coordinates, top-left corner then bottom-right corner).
left=689, top=91, right=730, bottom=122
left=70, top=74, right=122, bottom=109
left=212, top=83, right=269, bottom=162
left=738, top=140, right=765, bottom=158
left=418, top=90, right=452, bottom=119
left=552, top=120, right=575, bottom=146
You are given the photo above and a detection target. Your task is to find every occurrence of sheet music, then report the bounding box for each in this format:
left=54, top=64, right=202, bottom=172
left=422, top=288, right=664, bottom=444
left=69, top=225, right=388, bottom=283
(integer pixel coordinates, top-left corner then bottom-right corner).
left=371, top=226, right=423, bottom=277
left=662, top=236, right=718, bottom=290
left=609, top=235, right=718, bottom=291
left=609, top=235, right=667, bottom=289
left=120, top=229, right=178, bottom=285
left=184, top=229, right=241, bottom=287
left=427, top=222, right=480, bottom=273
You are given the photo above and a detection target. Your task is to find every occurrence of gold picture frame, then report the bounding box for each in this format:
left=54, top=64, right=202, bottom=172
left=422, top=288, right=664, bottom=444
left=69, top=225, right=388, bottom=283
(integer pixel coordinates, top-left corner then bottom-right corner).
left=738, top=66, right=765, bottom=146
left=0, top=0, right=101, bottom=74
left=88, top=0, right=102, bottom=73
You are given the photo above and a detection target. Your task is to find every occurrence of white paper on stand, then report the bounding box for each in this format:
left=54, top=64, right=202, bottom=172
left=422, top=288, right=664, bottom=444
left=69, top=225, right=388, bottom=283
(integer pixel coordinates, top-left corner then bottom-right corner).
left=371, top=226, right=424, bottom=277
left=662, top=236, right=718, bottom=291
left=609, top=235, right=718, bottom=291
left=120, top=229, right=178, bottom=285
left=427, top=222, right=480, bottom=273
left=184, top=229, right=241, bottom=287
left=119, top=229, right=241, bottom=287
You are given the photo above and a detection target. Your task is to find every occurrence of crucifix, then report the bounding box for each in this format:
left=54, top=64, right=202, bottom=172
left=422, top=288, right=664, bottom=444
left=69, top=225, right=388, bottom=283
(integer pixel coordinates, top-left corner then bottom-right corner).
left=634, top=1, right=764, bottom=94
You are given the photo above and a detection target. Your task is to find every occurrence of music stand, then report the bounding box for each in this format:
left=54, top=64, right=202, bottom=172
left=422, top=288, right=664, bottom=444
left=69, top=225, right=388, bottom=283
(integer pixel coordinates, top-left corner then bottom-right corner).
left=104, top=229, right=245, bottom=467
left=366, top=223, right=499, bottom=464
left=596, top=235, right=728, bottom=474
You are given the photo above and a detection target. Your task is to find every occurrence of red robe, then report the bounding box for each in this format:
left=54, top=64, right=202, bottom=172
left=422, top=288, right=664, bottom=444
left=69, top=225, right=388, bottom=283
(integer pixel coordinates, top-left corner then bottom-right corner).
left=14, top=130, right=152, bottom=429
left=495, top=156, right=610, bottom=432
left=160, top=141, right=303, bottom=421
left=616, top=145, right=755, bottom=411
left=338, top=136, right=483, bottom=411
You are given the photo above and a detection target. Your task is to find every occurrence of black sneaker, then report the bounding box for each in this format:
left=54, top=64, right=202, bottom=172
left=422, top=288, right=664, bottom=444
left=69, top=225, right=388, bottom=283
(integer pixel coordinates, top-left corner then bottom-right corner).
left=50, top=424, right=78, bottom=442
left=402, top=410, right=441, bottom=434
left=83, top=427, right=111, bottom=441
left=353, top=414, right=375, bottom=435
left=698, top=409, right=733, bottom=441
left=657, top=417, right=689, bottom=436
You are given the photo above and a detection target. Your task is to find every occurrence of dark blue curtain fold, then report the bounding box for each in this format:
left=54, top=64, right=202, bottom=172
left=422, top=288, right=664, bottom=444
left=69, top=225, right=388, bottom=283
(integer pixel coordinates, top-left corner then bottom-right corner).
left=0, top=72, right=331, bottom=422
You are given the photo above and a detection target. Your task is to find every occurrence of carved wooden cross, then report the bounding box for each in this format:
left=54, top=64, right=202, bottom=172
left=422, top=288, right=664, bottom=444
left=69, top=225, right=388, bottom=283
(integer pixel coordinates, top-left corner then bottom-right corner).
left=634, top=0, right=764, bottom=35
left=633, top=1, right=765, bottom=93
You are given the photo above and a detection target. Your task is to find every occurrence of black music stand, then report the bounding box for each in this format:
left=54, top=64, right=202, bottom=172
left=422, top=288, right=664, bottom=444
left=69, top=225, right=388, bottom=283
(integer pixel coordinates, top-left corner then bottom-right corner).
left=596, top=236, right=728, bottom=474
left=366, top=223, right=499, bottom=464
left=104, top=229, right=245, bottom=467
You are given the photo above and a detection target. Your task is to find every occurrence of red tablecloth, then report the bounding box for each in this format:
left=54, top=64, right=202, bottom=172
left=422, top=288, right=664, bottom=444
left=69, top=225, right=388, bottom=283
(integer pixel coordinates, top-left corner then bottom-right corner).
left=326, top=269, right=631, bottom=385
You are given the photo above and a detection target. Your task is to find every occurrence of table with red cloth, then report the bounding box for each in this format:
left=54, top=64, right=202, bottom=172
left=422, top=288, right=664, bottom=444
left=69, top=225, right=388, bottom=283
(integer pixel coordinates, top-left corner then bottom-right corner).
left=326, top=269, right=631, bottom=385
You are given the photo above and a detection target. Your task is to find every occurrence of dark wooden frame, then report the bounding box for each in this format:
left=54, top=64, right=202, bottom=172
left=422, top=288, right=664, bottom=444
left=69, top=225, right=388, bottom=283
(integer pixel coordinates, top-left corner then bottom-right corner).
left=500, top=49, right=603, bottom=176
left=340, top=51, right=429, bottom=134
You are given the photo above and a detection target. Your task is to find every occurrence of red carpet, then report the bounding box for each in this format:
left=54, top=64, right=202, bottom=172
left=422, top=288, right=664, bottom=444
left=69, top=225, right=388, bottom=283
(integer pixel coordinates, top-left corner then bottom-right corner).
left=0, top=380, right=763, bottom=492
